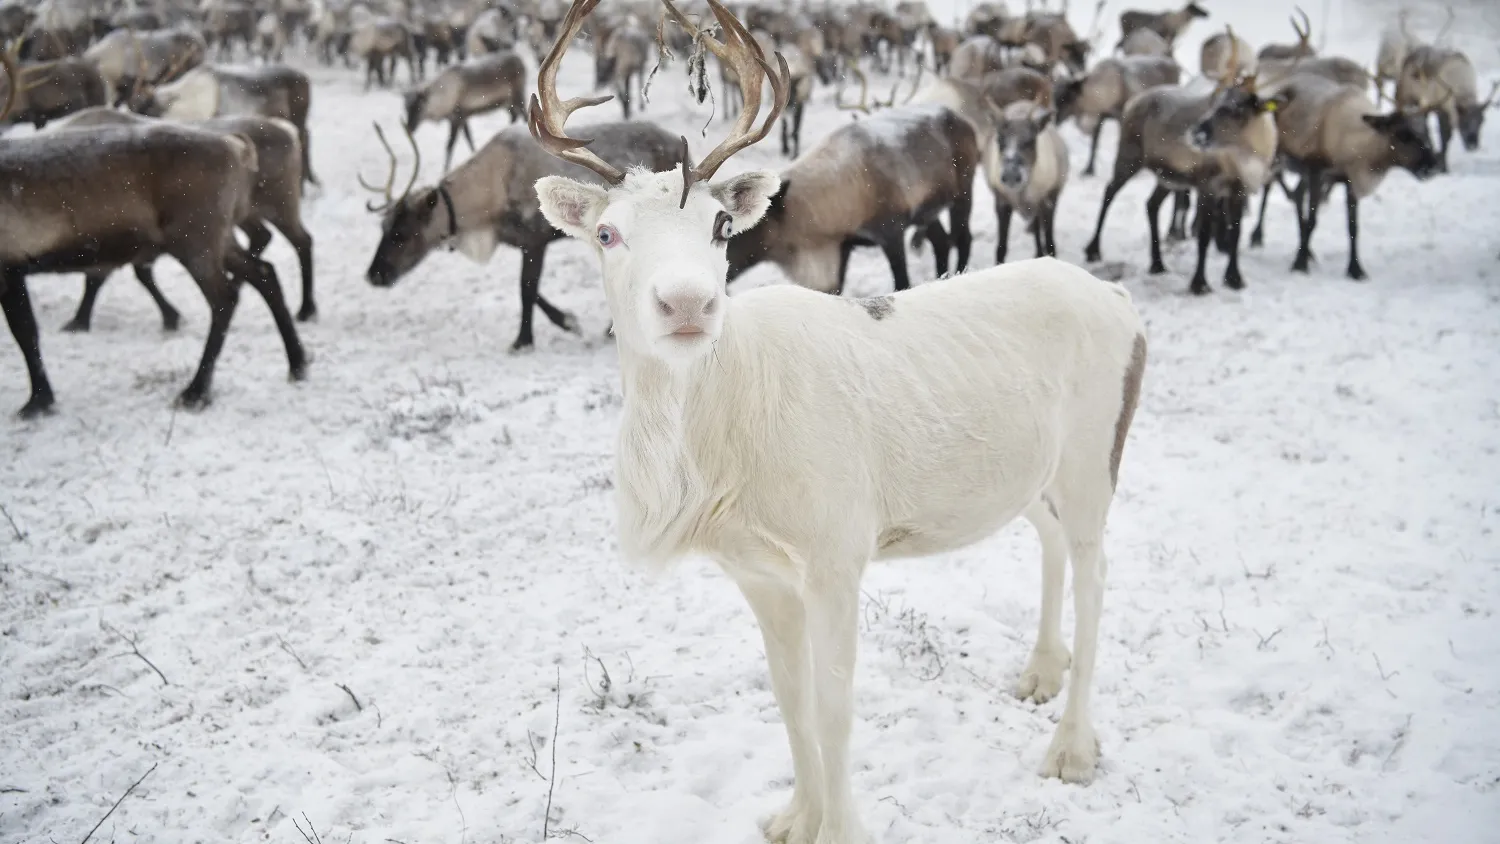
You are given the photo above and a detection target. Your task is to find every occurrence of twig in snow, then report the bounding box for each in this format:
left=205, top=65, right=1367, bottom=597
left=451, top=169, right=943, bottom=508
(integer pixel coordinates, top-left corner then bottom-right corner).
left=1317, top=620, right=1334, bottom=658
left=1255, top=628, right=1282, bottom=651
left=292, top=813, right=325, bottom=844
left=583, top=648, right=611, bottom=701
left=13, top=564, right=71, bottom=590
left=336, top=683, right=363, bottom=711
left=101, top=622, right=169, bottom=686
left=1373, top=653, right=1398, bottom=682
left=0, top=503, right=24, bottom=542
left=446, top=768, right=468, bottom=844
left=542, top=666, right=561, bottom=842
left=524, top=732, right=547, bottom=781
left=878, top=795, right=909, bottom=816
left=1241, top=560, right=1275, bottom=580
left=163, top=405, right=177, bottom=447
left=1127, top=778, right=1141, bottom=803
left=276, top=635, right=308, bottom=670
left=0, top=786, right=26, bottom=794
left=1217, top=587, right=1230, bottom=632
left=78, top=762, right=156, bottom=844
left=1381, top=714, right=1413, bottom=772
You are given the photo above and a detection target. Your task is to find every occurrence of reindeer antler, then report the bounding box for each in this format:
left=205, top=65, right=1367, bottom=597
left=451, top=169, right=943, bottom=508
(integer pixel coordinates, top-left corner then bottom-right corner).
left=528, top=0, right=627, bottom=184
left=358, top=122, right=421, bottom=213
left=661, top=0, right=790, bottom=183
left=1290, top=6, right=1312, bottom=46
left=0, top=41, right=17, bottom=123
left=836, top=64, right=872, bottom=113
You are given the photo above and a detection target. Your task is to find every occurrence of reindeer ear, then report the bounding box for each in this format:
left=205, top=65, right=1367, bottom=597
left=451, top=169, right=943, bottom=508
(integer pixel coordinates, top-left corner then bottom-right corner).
left=709, top=171, right=781, bottom=232
left=535, top=176, right=609, bottom=239
left=1032, top=108, right=1054, bottom=130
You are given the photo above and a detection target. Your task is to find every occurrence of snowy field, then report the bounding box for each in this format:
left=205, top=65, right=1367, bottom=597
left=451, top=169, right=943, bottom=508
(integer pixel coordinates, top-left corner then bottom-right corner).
left=4, top=1, right=1500, bottom=842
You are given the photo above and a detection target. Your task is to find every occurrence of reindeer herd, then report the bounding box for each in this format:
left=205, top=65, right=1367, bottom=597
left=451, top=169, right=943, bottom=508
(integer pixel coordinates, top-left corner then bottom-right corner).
left=0, top=0, right=1492, bottom=422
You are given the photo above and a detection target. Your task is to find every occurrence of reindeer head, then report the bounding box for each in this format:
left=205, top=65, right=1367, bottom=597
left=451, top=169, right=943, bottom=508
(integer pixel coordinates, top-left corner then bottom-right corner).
left=360, top=122, right=447, bottom=287
left=532, top=0, right=788, bottom=365
left=1363, top=110, right=1442, bottom=179
left=1184, top=2, right=1210, bottom=19
left=1456, top=80, right=1498, bottom=151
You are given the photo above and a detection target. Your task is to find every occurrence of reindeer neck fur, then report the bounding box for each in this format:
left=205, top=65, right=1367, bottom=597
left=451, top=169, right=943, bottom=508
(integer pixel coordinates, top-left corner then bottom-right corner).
left=160, top=68, right=220, bottom=120
left=611, top=310, right=755, bottom=567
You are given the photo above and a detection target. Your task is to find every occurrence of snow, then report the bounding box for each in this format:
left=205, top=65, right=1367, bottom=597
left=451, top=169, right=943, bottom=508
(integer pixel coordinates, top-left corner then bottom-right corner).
left=4, top=2, right=1500, bottom=843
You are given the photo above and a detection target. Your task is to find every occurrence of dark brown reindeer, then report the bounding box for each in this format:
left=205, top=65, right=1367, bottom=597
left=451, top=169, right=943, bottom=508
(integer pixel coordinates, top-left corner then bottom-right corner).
left=49, top=107, right=316, bottom=329
left=0, top=54, right=305, bottom=417
left=363, top=120, right=680, bottom=350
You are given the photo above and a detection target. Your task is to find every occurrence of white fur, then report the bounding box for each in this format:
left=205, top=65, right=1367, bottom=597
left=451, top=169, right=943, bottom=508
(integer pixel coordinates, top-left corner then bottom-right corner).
left=536, top=166, right=1146, bottom=843
left=157, top=68, right=220, bottom=121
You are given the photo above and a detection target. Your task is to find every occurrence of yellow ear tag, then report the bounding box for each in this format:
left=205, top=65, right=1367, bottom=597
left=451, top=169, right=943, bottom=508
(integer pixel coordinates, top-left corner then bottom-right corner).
left=1263, top=101, right=1279, bottom=112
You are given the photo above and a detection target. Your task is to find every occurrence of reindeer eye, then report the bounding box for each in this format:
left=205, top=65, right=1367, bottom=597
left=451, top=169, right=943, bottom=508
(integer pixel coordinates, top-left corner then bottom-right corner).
left=713, top=212, right=733, bottom=243
left=596, top=224, right=621, bottom=248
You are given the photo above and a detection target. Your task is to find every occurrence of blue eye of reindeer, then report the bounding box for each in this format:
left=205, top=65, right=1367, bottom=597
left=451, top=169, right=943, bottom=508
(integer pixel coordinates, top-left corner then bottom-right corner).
left=597, top=225, right=620, bottom=247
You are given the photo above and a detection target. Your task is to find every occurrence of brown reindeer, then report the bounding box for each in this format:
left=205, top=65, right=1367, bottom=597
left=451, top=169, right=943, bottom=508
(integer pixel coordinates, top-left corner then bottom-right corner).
left=0, top=55, right=305, bottom=417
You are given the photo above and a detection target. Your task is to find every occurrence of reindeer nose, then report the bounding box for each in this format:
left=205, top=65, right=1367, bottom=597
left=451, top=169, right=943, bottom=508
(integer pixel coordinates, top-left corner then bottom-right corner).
left=653, top=287, right=717, bottom=322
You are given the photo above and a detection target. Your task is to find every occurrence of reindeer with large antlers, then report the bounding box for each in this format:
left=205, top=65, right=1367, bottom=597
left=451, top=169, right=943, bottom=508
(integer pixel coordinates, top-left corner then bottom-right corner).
left=529, top=0, right=1145, bottom=840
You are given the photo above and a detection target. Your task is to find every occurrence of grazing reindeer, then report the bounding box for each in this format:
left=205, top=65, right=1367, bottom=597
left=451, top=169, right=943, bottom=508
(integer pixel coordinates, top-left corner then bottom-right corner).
left=0, top=58, right=305, bottom=417
left=51, top=107, right=317, bottom=328
left=1054, top=55, right=1180, bottom=176
left=985, top=100, right=1068, bottom=264
left=132, top=63, right=319, bottom=188
left=1395, top=46, right=1498, bottom=172
left=404, top=50, right=528, bottom=172
left=204, top=0, right=257, bottom=60
left=1117, top=2, right=1209, bottom=49
left=949, top=34, right=1005, bottom=81
left=928, top=22, right=962, bottom=75
left=1269, top=73, right=1440, bottom=280
left=1083, top=72, right=1281, bottom=294
left=255, top=13, right=288, bottom=63
left=364, top=121, right=680, bottom=350
left=530, top=4, right=1146, bottom=843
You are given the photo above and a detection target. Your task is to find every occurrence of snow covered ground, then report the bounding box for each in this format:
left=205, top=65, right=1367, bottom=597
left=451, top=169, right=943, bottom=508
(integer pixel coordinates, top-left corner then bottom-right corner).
left=4, top=2, right=1500, bottom=842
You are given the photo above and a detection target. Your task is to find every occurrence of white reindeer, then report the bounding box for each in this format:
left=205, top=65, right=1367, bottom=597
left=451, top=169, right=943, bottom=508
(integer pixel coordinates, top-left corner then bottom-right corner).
left=530, top=1, right=1148, bottom=840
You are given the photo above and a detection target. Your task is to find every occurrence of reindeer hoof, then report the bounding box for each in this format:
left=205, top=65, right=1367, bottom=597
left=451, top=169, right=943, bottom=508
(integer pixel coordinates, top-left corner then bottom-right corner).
left=1189, top=278, right=1212, bottom=295
left=1224, top=274, right=1245, bottom=290
left=17, top=392, right=55, bottom=419
left=176, top=389, right=213, bottom=411
left=296, top=305, right=318, bottom=323
left=162, top=312, right=181, bottom=332
left=1147, top=261, right=1166, bottom=275
left=1347, top=263, right=1367, bottom=282
left=61, top=318, right=90, bottom=333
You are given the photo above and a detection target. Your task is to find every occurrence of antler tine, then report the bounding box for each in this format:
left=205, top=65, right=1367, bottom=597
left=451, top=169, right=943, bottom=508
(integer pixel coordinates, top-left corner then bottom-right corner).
left=1291, top=6, right=1311, bottom=44
left=661, top=0, right=788, bottom=182
left=0, top=41, right=17, bottom=123
left=358, top=122, right=400, bottom=212
left=400, top=122, right=421, bottom=201
left=1217, top=25, right=1238, bottom=90
left=837, top=64, right=871, bottom=112
left=528, top=0, right=625, bottom=184
left=1484, top=79, right=1500, bottom=108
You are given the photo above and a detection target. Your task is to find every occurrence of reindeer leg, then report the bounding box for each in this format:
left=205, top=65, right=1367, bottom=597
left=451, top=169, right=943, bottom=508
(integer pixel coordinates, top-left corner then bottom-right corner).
left=241, top=219, right=274, bottom=258
left=1249, top=180, right=1274, bottom=248
left=228, top=248, right=306, bottom=382
left=1291, top=168, right=1321, bottom=273
left=1344, top=181, right=1366, bottom=281
left=1082, top=119, right=1104, bottom=177
left=175, top=257, right=240, bottom=409
left=444, top=119, right=462, bottom=173
left=512, top=243, right=553, bottom=351
left=1084, top=162, right=1139, bottom=263
left=1436, top=110, right=1452, bottom=174
left=922, top=220, right=951, bottom=277
left=1189, top=192, right=1213, bottom=295
left=275, top=220, right=317, bottom=321
left=1223, top=195, right=1245, bottom=290
left=63, top=272, right=109, bottom=333
left=132, top=264, right=182, bottom=331
left=995, top=198, right=1013, bottom=265
left=3, top=272, right=55, bottom=417
left=834, top=241, right=856, bottom=296
left=950, top=189, right=972, bottom=274
left=461, top=118, right=477, bottom=151
left=880, top=229, right=911, bottom=291
left=1145, top=185, right=1170, bottom=274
